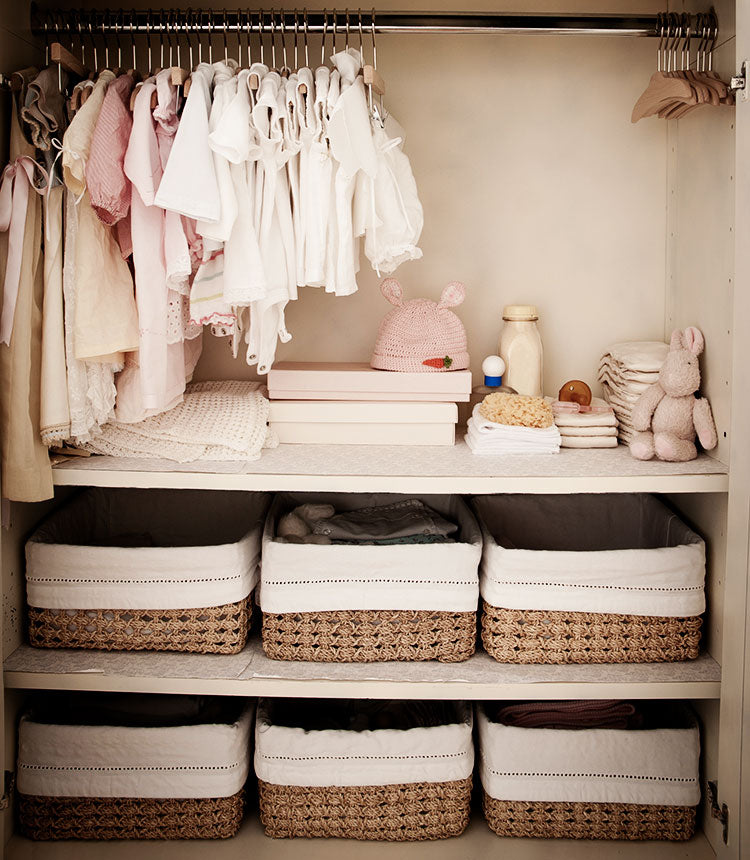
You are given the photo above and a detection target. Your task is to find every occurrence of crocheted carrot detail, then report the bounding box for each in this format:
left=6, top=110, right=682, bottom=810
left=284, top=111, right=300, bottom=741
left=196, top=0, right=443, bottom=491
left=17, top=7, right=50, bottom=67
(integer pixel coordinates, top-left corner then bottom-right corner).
left=423, top=356, right=453, bottom=369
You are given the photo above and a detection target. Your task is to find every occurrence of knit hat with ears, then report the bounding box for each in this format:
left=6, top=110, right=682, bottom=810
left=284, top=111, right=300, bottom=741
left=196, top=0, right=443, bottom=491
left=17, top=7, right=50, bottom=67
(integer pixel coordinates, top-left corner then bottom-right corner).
left=370, top=279, right=470, bottom=372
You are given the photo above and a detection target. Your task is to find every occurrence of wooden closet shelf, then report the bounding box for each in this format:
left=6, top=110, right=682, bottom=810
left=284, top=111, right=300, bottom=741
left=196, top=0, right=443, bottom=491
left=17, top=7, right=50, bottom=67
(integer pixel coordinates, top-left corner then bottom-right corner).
left=50, top=443, right=729, bottom=494
left=3, top=640, right=722, bottom=700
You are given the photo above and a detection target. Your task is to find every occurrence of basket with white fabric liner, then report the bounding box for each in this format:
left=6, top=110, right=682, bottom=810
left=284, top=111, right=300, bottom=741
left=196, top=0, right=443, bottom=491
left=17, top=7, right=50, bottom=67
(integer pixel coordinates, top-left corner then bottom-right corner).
left=255, top=698, right=474, bottom=840
left=25, top=488, right=269, bottom=653
left=17, top=693, right=253, bottom=840
left=258, top=492, right=482, bottom=662
left=473, top=493, right=705, bottom=663
left=478, top=700, right=700, bottom=840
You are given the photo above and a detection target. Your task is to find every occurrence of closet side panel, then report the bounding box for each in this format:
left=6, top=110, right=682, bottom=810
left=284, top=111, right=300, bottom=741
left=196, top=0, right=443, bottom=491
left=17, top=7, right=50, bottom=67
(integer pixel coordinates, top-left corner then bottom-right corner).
left=666, top=0, right=735, bottom=466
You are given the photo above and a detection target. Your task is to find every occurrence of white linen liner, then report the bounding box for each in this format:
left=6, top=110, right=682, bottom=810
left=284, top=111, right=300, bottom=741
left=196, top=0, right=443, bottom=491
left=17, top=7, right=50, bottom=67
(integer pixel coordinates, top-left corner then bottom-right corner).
left=477, top=707, right=700, bottom=807
left=17, top=704, right=254, bottom=799
left=258, top=492, right=481, bottom=613
left=254, top=700, right=474, bottom=787
left=474, top=495, right=705, bottom=617
left=25, top=490, right=268, bottom=610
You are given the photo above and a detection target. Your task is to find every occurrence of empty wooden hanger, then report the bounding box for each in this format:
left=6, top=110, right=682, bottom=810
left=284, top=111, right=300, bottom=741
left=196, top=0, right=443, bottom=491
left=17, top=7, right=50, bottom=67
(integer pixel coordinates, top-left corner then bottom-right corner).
left=631, top=15, right=694, bottom=122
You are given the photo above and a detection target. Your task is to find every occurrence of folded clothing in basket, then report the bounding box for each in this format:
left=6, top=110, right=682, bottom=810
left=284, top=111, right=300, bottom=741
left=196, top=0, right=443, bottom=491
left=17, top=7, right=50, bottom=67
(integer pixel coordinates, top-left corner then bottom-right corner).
left=489, top=699, right=643, bottom=730
left=277, top=498, right=458, bottom=545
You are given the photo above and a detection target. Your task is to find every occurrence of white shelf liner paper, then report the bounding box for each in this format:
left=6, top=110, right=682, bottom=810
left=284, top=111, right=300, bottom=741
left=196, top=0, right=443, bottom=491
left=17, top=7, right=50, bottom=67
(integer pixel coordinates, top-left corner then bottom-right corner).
left=4, top=641, right=722, bottom=687
left=52, top=443, right=728, bottom=481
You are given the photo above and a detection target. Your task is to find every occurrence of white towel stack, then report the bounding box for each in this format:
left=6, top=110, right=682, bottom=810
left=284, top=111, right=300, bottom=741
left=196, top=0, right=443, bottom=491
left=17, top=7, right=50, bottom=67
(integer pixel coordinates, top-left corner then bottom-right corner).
left=466, top=404, right=561, bottom=455
left=598, top=342, right=668, bottom=444
left=553, top=398, right=619, bottom=448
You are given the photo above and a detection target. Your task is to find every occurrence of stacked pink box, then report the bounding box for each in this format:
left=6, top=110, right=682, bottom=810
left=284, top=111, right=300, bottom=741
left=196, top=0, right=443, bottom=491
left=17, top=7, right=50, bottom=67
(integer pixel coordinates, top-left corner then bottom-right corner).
left=267, top=362, right=473, bottom=446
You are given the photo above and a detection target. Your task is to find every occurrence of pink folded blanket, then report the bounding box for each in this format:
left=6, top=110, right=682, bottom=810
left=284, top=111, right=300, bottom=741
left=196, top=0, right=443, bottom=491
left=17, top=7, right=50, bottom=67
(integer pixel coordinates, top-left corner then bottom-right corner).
left=493, top=699, right=641, bottom=730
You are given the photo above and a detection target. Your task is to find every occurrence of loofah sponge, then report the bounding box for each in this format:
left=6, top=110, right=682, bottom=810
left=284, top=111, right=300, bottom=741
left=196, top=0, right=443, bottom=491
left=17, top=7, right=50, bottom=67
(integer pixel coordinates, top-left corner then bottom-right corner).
left=479, top=393, right=554, bottom=428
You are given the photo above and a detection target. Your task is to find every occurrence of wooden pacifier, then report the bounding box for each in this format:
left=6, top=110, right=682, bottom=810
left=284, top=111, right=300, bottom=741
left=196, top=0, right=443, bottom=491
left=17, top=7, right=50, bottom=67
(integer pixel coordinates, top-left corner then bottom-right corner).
left=558, top=379, right=592, bottom=407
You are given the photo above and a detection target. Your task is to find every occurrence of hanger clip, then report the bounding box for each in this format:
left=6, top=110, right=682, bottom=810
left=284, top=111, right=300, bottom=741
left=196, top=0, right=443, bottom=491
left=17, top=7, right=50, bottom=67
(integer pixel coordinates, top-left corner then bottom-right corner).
left=730, top=60, right=747, bottom=101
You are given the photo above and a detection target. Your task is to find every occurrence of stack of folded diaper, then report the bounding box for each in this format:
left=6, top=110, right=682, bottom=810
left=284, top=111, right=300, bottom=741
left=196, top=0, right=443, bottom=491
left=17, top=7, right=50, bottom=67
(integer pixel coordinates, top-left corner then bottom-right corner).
left=598, top=342, right=669, bottom=444
left=552, top=397, right=619, bottom=448
left=466, top=394, right=561, bottom=455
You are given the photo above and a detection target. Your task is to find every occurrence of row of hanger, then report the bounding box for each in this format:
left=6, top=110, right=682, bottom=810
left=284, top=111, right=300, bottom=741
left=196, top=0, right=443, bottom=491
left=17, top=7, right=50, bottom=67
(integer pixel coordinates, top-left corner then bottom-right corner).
left=632, top=11, right=732, bottom=122
left=36, top=8, right=386, bottom=114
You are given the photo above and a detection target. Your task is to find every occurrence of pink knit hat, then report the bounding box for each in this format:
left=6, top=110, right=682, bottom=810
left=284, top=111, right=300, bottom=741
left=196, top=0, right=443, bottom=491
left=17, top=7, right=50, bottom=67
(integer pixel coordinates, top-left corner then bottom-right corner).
left=370, top=279, right=470, bottom=372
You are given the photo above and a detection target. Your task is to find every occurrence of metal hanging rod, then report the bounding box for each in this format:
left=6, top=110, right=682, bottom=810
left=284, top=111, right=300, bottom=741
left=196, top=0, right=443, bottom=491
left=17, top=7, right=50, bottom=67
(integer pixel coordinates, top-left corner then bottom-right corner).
left=30, top=6, right=718, bottom=38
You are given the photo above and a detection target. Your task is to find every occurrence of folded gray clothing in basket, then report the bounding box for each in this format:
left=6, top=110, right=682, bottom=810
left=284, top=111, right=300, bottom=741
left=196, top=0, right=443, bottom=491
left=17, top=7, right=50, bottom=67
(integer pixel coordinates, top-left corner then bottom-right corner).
left=277, top=498, right=458, bottom=545
left=492, top=700, right=641, bottom=730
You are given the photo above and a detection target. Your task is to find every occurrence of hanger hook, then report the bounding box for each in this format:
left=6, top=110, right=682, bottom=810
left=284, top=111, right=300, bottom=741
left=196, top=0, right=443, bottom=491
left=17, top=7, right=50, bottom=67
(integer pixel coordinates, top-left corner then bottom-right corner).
left=321, top=9, right=328, bottom=65
left=280, top=11, right=288, bottom=72
left=89, top=16, right=98, bottom=72
left=371, top=9, right=377, bottom=70
left=43, top=18, right=49, bottom=67
left=245, top=10, right=253, bottom=67
left=222, top=9, right=228, bottom=63
left=293, top=10, right=299, bottom=71
left=76, top=11, right=85, bottom=67
left=345, top=9, right=350, bottom=52
left=207, top=12, right=213, bottom=64
left=358, top=9, right=364, bottom=60
left=303, top=8, right=309, bottom=67
left=270, top=10, right=277, bottom=69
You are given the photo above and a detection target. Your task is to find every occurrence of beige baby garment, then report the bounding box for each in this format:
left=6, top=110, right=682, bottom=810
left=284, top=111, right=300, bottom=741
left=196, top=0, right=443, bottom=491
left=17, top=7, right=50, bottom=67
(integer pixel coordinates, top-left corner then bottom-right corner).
left=62, top=70, right=139, bottom=363
left=0, top=87, right=53, bottom=501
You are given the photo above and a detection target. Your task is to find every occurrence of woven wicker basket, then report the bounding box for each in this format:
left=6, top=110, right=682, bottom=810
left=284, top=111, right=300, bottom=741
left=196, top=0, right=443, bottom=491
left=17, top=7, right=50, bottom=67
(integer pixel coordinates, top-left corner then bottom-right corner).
left=18, top=789, right=245, bottom=841
left=262, top=608, right=476, bottom=662
left=481, top=601, right=702, bottom=664
left=482, top=790, right=696, bottom=840
left=28, top=593, right=253, bottom=654
left=259, top=778, right=472, bottom=840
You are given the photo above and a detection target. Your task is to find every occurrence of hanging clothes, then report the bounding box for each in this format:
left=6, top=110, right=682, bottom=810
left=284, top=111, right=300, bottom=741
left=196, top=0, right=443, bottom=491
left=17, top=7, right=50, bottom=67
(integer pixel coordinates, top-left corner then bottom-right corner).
left=0, top=76, right=53, bottom=501
left=61, top=70, right=139, bottom=363
left=118, top=74, right=201, bottom=424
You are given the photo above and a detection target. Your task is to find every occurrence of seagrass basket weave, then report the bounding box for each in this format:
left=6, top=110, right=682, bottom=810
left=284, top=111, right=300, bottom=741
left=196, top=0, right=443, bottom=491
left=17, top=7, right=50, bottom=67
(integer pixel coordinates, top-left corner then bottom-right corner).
left=473, top=494, right=706, bottom=665
left=259, top=778, right=472, bottom=840
left=477, top=702, right=701, bottom=841
left=259, top=492, right=483, bottom=663
left=262, top=607, right=476, bottom=662
left=18, top=790, right=245, bottom=841
left=28, top=593, right=253, bottom=654
left=481, top=601, right=702, bottom=664
left=17, top=694, right=253, bottom=842
left=255, top=699, right=475, bottom=840
left=482, top=792, right=696, bottom=841
left=25, top=488, right=268, bottom=655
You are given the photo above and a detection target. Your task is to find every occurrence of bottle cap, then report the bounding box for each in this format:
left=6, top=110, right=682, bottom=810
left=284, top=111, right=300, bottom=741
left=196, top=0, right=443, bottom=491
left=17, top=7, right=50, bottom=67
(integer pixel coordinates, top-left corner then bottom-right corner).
left=502, top=304, right=538, bottom=321
left=482, top=355, right=506, bottom=387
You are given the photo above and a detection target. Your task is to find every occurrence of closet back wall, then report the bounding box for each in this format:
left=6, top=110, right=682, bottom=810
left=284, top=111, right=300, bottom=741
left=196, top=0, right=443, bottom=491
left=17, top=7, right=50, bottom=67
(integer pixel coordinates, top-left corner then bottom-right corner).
left=49, top=1, right=668, bottom=398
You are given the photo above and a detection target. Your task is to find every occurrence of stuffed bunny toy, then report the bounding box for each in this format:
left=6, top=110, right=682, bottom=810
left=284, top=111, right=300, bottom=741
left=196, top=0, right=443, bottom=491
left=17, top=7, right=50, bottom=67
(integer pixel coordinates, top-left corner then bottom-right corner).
left=629, top=326, right=717, bottom=462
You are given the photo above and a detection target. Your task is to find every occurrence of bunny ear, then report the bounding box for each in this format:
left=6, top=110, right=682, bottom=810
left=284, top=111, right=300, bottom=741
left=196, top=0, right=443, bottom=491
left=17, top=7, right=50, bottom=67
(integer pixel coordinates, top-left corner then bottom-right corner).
left=380, top=278, right=403, bottom=307
left=669, top=329, right=684, bottom=351
left=683, top=326, right=705, bottom=356
left=438, top=281, right=466, bottom=309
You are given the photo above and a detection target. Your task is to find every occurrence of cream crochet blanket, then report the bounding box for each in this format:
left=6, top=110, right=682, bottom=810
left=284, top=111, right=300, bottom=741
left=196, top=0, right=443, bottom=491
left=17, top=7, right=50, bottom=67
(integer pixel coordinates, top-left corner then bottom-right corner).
left=82, top=381, right=278, bottom=462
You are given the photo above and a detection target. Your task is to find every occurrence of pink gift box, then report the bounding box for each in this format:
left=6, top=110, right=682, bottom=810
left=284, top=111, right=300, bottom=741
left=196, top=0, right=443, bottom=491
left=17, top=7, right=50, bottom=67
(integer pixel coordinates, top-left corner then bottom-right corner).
left=268, top=362, right=473, bottom=402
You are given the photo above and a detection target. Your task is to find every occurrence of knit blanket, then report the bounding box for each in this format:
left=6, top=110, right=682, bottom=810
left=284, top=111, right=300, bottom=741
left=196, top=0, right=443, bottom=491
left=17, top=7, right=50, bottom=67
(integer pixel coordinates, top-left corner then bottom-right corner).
left=82, top=381, right=278, bottom=462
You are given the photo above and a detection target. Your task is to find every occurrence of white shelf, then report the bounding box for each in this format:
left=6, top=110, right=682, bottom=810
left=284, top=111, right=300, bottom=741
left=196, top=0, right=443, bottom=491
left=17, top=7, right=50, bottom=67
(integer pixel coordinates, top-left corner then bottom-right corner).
left=3, top=639, right=721, bottom=699
left=50, top=442, right=730, bottom=494
left=5, top=815, right=717, bottom=859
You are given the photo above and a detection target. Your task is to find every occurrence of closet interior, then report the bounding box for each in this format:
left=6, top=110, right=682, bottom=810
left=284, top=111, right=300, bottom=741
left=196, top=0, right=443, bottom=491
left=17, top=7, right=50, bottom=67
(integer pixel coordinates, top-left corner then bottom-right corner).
left=1, top=0, right=748, bottom=857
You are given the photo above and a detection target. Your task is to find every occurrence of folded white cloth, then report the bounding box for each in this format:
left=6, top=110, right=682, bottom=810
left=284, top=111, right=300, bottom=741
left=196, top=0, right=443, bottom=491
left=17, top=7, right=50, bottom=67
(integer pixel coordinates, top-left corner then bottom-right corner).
left=559, top=425, right=618, bottom=437
left=554, top=398, right=617, bottom=429
left=561, top=435, right=619, bottom=448
left=466, top=407, right=560, bottom=455
left=602, top=341, right=669, bottom=373
left=83, top=380, right=278, bottom=462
